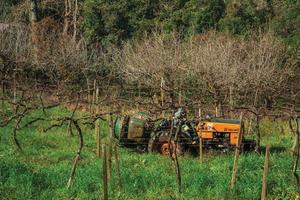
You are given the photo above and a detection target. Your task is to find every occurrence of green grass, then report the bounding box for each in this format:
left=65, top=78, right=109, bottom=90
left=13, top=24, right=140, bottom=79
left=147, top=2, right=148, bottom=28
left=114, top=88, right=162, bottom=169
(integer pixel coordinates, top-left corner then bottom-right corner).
left=0, top=106, right=299, bottom=200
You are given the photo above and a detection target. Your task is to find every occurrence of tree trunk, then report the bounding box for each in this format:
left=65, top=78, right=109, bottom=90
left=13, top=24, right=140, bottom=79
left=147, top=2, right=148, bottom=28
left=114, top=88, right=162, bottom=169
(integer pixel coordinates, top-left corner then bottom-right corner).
left=66, top=120, right=83, bottom=189
left=30, top=0, right=39, bottom=62
left=30, top=0, right=38, bottom=22
left=67, top=153, right=80, bottom=189
left=72, top=0, right=78, bottom=41
left=63, top=0, right=71, bottom=36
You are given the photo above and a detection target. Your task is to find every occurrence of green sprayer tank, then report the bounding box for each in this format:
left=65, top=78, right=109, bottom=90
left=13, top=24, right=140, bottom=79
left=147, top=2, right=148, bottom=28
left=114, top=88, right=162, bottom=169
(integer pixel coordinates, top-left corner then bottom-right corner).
left=114, top=112, right=153, bottom=145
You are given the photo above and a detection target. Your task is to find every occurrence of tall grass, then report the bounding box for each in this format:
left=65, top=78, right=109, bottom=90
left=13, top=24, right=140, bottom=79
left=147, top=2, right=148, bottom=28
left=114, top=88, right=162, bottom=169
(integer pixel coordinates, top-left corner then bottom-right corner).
left=0, top=108, right=298, bottom=200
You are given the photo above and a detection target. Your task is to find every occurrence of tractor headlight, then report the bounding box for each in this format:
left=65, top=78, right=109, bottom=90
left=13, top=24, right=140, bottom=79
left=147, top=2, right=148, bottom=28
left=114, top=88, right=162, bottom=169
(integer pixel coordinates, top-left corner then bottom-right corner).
left=207, top=123, right=214, bottom=131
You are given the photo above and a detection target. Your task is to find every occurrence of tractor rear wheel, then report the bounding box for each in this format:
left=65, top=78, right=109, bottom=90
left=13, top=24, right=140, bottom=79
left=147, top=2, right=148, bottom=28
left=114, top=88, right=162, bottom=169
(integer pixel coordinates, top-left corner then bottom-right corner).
left=148, top=131, right=183, bottom=156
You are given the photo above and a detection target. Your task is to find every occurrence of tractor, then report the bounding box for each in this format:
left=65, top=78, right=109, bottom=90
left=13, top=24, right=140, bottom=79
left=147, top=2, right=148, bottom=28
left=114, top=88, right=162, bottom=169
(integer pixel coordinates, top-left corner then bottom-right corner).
left=114, top=109, right=255, bottom=155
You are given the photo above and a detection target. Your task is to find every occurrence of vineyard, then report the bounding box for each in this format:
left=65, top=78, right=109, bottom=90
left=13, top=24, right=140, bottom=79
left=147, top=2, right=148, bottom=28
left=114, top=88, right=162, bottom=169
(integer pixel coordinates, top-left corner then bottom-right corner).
left=0, top=108, right=298, bottom=200
left=0, top=84, right=299, bottom=199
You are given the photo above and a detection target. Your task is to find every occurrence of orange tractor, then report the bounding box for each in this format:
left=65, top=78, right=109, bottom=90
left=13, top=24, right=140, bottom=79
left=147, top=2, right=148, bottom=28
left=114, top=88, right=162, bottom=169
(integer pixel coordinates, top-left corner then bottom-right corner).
left=115, top=109, right=255, bottom=155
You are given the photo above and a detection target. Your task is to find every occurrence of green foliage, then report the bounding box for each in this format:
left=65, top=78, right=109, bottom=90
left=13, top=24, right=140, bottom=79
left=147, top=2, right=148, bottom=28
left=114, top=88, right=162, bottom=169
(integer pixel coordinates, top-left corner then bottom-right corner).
left=161, top=0, right=225, bottom=36
left=271, top=0, right=300, bottom=57
left=82, top=0, right=225, bottom=45
left=83, top=0, right=156, bottom=45
left=81, top=0, right=297, bottom=53
left=218, top=0, right=273, bottom=35
left=0, top=0, right=21, bottom=21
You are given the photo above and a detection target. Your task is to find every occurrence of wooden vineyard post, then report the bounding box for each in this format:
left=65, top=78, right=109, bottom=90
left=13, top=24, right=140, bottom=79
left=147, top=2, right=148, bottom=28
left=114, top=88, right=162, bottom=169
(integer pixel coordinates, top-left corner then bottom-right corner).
left=138, top=82, right=141, bottom=98
left=1, top=81, right=4, bottom=110
left=167, top=114, right=175, bottom=161
left=107, top=114, right=114, bottom=183
left=92, top=80, right=96, bottom=114
left=95, top=120, right=101, bottom=158
left=199, top=133, right=203, bottom=163
left=102, top=144, right=108, bottom=200
left=174, top=121, right=182, bottom=193
left=114, top=143, right=122, bottom=190
left=198, top=107, right=202, bottom=120
left=95, top=87, right=101, bottom=158
left=214, top=92, right=219, bottom=118
left=160, top=77, right=165, bottom=118
left=261, top=145, right=270, bottom=200
left=230, top=113, right=244, bottom=189
left=247, top=115, right=253, bottom=135
left=168, top=114, right=174, bottom=162
left=255, top=114, right=261, bottom=154
left=292, top=131, right=299, bottom=176
left=87, top=78, right=91, bottom=114
left=198, top=107, right=203, bottom=161
left=289, top=117, right=299, bottom=186
left=229, top=86, right=233, bottom=118
left=13, top=71, right=16, bottom=112
left=248, top=90, right=258, bottom=135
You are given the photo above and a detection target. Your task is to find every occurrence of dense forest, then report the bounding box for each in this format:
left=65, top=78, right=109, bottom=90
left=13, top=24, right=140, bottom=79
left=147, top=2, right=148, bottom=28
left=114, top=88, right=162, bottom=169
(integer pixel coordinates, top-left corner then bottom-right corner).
left=2, top=0, right=299, bottom=46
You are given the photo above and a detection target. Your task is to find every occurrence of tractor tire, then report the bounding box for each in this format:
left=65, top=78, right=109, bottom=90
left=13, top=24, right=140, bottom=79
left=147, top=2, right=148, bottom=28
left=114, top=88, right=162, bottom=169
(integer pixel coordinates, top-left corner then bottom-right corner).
left=148, top=130, right=183, bottom=156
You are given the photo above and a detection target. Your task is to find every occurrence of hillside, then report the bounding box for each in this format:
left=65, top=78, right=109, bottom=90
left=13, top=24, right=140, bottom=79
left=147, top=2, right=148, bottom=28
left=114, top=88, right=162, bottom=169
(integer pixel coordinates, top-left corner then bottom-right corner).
left=0, top=1, right=300, bottom=200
